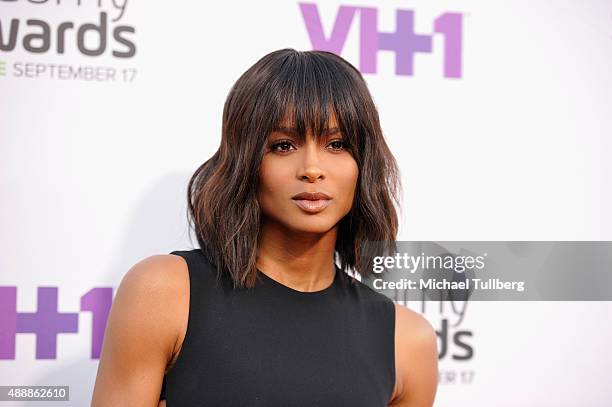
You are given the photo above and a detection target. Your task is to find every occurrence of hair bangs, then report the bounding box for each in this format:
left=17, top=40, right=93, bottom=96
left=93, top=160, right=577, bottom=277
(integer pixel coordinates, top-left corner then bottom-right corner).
left=269, top=52, right=362, bottom=152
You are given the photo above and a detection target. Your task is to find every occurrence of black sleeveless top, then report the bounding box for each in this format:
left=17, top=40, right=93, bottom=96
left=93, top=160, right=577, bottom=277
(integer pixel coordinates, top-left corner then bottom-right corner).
left=159, top=248, right=396, bottom=406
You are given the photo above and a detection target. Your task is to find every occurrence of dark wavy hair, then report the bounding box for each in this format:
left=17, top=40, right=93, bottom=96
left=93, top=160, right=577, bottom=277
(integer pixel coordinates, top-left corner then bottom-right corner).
left=185, top=48, right=401, bottom=289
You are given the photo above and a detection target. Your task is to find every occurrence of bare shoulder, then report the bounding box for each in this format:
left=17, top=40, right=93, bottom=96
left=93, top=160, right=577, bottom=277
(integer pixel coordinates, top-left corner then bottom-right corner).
left=122, top=254, right=189, bottom=301
left=393, top=302, right=437, bottom=346
left=91, top=254, right=189, bottom=406
left=388, top=303, right=439, bottom=407
left=120, top=254, right=190, bottom=368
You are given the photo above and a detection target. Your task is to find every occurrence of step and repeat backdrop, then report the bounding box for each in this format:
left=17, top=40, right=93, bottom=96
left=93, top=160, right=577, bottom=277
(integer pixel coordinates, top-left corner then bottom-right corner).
left=1, top=0, right=611, bottom=406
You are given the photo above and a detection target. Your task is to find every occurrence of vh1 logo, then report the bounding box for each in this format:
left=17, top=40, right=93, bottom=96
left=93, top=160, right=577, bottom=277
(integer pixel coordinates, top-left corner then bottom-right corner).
left=0, top=286, right=112, bottom=360
left=299, top=2, right=463, bottom=78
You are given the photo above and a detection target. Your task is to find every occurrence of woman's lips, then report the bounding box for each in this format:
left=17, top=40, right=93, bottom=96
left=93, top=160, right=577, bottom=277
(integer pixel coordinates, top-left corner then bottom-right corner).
left=293, top=199, right=331, bottom=213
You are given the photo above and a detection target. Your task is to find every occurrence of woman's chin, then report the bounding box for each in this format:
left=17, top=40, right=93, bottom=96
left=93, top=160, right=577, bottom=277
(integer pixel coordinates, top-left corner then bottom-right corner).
left=286, top=219, right=339, bottom=235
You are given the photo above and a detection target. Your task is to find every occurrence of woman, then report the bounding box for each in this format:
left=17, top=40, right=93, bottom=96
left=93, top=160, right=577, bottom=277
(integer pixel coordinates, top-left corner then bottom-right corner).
left=91, top=48, right=438, bottom=406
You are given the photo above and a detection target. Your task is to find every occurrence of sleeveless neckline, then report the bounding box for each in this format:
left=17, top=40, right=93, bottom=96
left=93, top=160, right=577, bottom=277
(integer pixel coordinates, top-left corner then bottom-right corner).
left=163, top=250, right=396, bottom=406
left=256, top=266, right=339, bottom=297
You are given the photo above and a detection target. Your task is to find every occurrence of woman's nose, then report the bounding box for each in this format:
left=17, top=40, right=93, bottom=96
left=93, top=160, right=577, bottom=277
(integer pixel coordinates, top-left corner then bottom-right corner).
left=297, top=138, right=325, bottom=182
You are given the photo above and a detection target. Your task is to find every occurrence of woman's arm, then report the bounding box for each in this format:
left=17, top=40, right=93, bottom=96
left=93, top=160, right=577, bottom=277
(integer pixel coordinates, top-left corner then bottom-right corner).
left=389, top=303, right=439, bottom=407
left=91, top=255, right=189, bottom=406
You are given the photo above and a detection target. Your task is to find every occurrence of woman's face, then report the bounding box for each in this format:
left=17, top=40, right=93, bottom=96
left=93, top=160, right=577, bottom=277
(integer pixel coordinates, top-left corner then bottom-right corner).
left=258, top=115, right=359, bottom=235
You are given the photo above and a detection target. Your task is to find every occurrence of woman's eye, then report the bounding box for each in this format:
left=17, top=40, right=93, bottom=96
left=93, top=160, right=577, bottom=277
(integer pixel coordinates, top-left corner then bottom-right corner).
left=271, top=140, right=295, bottom=153
left=328, top=140, right=349, bottom=151
left=270, top=139, right=349, bottom=153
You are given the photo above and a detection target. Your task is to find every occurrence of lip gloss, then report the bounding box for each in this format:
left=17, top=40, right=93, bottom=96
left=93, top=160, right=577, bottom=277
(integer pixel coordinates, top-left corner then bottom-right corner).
left=293, top=199, right=331, bottom=213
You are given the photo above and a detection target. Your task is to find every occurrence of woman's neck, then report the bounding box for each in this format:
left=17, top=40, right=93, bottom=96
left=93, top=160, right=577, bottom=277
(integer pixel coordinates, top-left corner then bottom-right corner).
left=256, top=220, right=338, bottom=292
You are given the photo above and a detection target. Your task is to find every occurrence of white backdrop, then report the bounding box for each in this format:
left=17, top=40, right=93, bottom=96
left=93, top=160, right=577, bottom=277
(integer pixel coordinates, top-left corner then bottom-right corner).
left=1, top=0, right=611, bottom=406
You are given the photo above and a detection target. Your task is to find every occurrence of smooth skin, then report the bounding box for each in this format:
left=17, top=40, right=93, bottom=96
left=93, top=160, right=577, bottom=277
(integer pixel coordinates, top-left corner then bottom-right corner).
left=91, top=115, right=438, bottom=406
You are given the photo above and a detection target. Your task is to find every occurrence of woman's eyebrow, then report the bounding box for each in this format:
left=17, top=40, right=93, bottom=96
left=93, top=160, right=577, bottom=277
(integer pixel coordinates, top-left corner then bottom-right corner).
left=324, top=127, right=341, bottom=136
left=271, top=126, right=298, bottom=136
